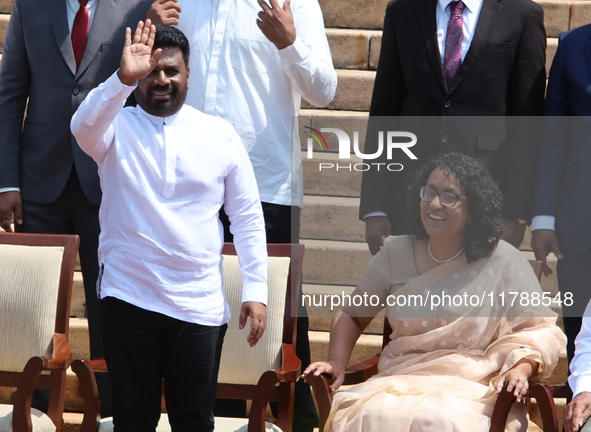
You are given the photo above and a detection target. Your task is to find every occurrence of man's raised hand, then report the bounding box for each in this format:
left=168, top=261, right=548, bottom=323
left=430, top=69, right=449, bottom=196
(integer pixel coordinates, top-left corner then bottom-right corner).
left=256, top=0, right=296, bottom=50
left=146, top=0, right=181, bottom=26
left=118, top=19, right=161, bottom=86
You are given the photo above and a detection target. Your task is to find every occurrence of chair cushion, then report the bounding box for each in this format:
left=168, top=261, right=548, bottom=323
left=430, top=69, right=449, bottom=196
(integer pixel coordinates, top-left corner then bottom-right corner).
left=0, top=403, right=56, bottom=432
left=97, top=415, right=282, bottom=432
left=214, top=417, right=282, bottom=432
left=98, top=415, right=172, bottom=432
left=218, top=255, right=290, bottom=385
left=0, top=244, right=64, bottom=372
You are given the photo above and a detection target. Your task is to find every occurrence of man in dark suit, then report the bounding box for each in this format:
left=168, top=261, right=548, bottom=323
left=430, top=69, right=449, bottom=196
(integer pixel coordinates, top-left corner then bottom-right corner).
left=0, top=0, right=153, bottom=414
left=360, top=0, right=546, bottom=255
left=531, top=24, right=591, bottom=362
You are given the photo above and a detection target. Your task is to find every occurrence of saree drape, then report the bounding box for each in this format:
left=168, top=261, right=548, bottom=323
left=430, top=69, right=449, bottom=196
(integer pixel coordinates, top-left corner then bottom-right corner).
left=327, top=236, right=566, bottom=432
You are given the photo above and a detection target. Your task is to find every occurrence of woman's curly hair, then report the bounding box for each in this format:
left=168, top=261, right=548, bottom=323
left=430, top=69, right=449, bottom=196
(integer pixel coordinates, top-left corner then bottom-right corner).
left=404, top=152, right=504, bottom=262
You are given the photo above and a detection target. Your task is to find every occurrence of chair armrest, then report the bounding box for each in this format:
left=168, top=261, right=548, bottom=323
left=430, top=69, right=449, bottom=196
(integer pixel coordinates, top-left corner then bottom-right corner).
left=277, top=343, right=301, bottom=382
left=342, top=355, right=380, bottom=385
left=71, top=359, right=101, bottom=432
left=44, top=333, right=72, bottom=370
left=530, top=383, right=569, bottom=432
left=306, top=373, right=333, bottom=432
left=489, top=382, right=518, bottom=432
left=12, top=356, right=46, bottom=432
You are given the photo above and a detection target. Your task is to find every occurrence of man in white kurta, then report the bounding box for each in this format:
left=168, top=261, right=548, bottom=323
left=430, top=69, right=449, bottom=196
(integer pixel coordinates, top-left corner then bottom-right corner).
left=146, top=1, right=337, bottom=427
left=71, top=21, right=268, bottom=431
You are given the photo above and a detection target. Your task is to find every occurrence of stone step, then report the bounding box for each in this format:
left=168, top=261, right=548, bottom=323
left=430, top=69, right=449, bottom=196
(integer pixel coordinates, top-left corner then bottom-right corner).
left=298, top=109, right=369, bottom=154
left=301, top=195, right=364, bottom=242
left=326, top=28, right=560, bottom=77
left=301, top=238, right=372, bottom=286
left=71, top=271, right=86, bottom=318
left=303, top=151, right=363, bottom=198
left=319, top=0, right=591, bottom=35
left=304, top=69, right=375, bottom=111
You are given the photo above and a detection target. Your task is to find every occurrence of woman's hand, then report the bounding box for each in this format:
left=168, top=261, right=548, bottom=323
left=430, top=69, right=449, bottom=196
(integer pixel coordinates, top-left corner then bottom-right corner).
left=495, top=358, right=538, bottom=402
left=302, top=361, right=346, bottom=391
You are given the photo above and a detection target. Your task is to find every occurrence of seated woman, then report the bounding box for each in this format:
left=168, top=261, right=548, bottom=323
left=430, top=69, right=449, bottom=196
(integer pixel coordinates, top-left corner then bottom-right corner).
left=303, top=152, right=566, bottom=432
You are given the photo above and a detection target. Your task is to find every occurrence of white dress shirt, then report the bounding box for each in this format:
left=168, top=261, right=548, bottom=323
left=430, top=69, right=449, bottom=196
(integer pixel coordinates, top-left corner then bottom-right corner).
left=66, top=0, right=98, bottom=31
left=0, top=0, right=99, bottom=195
left=436, top=0, right=484, bottom=63
left=71, top=72, right=268, bottom=326
left=569, top=301, right=591, bottom=397
left=176, top=0, right=337, bottom=208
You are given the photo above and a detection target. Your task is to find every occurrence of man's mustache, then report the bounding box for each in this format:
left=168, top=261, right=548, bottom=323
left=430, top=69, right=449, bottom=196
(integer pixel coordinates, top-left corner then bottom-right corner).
left=148, top=85, right=175, bottom=95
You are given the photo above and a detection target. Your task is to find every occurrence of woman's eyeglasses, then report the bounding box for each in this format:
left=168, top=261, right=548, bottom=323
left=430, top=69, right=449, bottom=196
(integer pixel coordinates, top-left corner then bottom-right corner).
left=420, top=187, right=466, bottom=207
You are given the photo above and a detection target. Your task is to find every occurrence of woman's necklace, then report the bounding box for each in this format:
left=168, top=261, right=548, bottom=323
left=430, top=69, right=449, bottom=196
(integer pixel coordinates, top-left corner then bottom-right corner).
left=428, top=241, right=465, bottom=263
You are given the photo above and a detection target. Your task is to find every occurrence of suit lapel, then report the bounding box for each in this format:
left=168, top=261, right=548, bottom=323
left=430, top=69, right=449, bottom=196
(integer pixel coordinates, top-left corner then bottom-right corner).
left=50, top=0, right=76, bottom=76
left=76, top=0, right=117, bottom=79
left=447, top=0, right=502, bottom=93
left=420, top=0, right=448, bottom=92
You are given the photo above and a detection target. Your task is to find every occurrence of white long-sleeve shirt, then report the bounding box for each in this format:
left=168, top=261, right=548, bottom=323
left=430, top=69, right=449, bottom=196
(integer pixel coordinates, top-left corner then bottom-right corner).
left=176, top=0, right=337, bottom=207
left=569, top=301, right=591, bottom=397
left=71, top=72, right=268, bottom=326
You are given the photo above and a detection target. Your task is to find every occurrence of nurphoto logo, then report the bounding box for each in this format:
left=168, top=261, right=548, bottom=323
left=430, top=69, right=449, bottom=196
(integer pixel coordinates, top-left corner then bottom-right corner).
left=303, top=126, right=418, bottom=172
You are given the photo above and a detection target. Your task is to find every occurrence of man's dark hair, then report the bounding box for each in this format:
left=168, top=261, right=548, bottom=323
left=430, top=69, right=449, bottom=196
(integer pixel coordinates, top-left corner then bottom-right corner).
left=154, top=24, right=190, bottom=66
left=404, top=152, right=504, bottom=262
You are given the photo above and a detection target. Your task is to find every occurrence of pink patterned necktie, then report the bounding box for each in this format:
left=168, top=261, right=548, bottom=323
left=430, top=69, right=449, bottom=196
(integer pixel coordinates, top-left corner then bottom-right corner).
left=443, top=1, right=465, bottom=86
left=72, top=0, right=90, bottom=69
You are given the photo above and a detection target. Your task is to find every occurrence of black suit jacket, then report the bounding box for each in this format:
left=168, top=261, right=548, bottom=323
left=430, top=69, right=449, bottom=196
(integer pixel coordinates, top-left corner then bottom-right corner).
left=533, top=25, right=591, bottom=255
left=359, top=0, right=546, bottom=233
left=0, top=0, right=153, bottom=206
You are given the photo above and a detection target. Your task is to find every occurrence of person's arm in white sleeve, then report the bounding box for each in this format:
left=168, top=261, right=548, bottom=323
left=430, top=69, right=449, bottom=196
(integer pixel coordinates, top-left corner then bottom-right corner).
left=566, top=304, right=591, bottom=432
left=222, top=122, right=268, bottom=346
left=223, top=125, right=268, bottom=305
left=569, top=315, right=591, bottom=398
left=71, top=72, right=136, bottom=162
left=257, top=0, right=337, bottom=107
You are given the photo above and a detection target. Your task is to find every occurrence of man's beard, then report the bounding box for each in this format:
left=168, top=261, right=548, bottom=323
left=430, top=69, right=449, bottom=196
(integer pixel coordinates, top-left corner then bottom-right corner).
left=143, top=84, right=187, bottom=117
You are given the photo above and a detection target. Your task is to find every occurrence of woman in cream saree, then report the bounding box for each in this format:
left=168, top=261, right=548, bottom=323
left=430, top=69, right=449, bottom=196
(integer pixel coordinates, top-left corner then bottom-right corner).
left=303, top=153, right=566, bottom=432
left=325, top=235, right=564, bottom=432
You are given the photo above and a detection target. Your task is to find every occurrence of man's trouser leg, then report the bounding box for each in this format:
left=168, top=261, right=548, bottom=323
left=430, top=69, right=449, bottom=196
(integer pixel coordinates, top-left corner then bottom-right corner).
left=102, top=296, right=226, bottom=432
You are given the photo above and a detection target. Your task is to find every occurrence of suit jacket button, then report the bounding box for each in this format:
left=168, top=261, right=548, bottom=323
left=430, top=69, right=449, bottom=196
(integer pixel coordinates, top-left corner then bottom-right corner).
left=72, top=87, right=80, bottom=96
left=441, top=134, right=448, bottom=143
left=444, top=100, right=451, bottom=108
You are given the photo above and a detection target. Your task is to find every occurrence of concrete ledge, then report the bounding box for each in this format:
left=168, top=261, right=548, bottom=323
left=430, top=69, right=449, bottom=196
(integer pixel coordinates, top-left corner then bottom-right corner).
left=538, top=0, right=571, bottom=37
left=301, top=195, right=365, bottom=242
left=0, top=14, right=9, bottom=52
left=369, top=34, right=381, bottom=70
left=304, top=70, right=375, bottom=111
left=300, top=109, right=369, bottom=154
left=320, top=0, right=389, bottom=29
left=302, top=239, right=372, bottom=286
left=69, top=317, right=90, bottom=360
left=303, top=151, right=362, bottom=198
left=546, top=38, right=559, bottom=76
left=71, top=272, right=86, bottom=318
left=304, top=284, right=385, bottom=334
left=310, top=330, right=382, bottom=366
left=0, top=0, right=11, bottom=14
left=570, top=1, right=591, bottom=30
left=326, top=28, right=382, bottom=70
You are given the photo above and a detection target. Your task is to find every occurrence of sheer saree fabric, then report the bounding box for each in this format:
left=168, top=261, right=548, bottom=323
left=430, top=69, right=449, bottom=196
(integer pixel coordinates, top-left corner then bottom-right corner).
left=326, top=236, right=566, bottom=432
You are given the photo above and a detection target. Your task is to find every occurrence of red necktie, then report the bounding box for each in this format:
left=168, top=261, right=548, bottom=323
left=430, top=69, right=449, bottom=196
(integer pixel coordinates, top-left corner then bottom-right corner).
left=71, top=0, right=89, bottom=69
